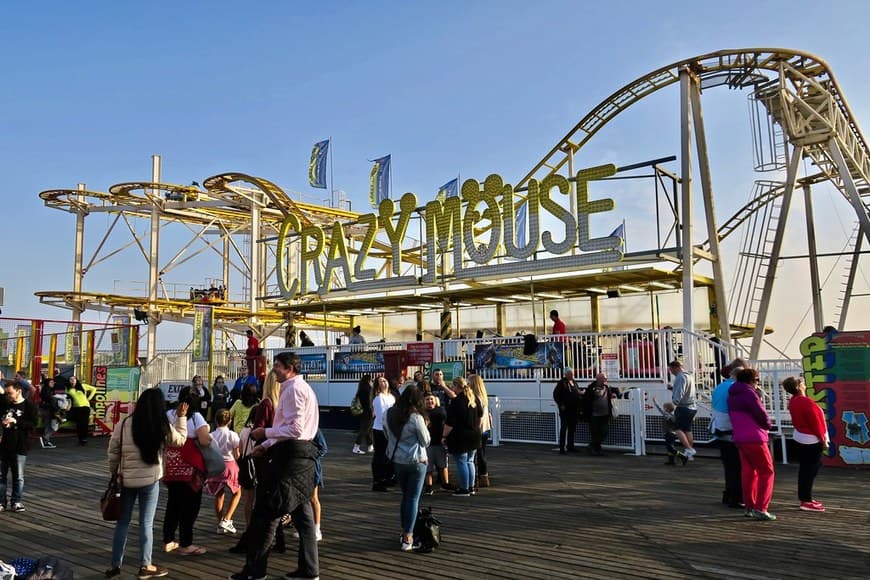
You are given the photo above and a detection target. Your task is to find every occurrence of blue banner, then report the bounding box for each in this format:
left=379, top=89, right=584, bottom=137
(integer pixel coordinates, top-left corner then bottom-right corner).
left=369, top=154, right=391, bottom=207
left=309, top=139, right=329, bottom=189
left=300, top=353, right=328, bottom=375
left=474, top=341, right=564, bottom=369
left=334, top=350, right=385, bottom=373
left=436, top=177, right=458, bottom=201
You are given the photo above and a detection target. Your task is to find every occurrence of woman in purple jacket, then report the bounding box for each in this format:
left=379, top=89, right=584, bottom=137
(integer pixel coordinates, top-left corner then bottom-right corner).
left=728, top=368, right=776, bottom=521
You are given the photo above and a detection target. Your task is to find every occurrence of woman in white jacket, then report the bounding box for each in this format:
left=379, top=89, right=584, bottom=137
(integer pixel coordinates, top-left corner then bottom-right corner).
left=106, top=389, right=188, bottom=580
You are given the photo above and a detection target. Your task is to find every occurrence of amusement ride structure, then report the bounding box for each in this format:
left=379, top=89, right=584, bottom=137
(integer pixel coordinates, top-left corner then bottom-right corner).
left=35, top=48, right=869, bottom=368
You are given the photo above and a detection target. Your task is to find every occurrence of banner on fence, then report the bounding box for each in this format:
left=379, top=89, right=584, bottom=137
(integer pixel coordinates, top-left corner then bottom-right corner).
left=94, top=367, right=141, bottom=433
left=473, top=342, right=564, bottom=369
left=427, top=361, right=465, bottom=381
left=601, top=353, right=620, bottom=378
left=406, top=342, right=434, bottom=365
left=334, top=350, right=384, bottom=373
left=300, top=353, right=328, bottom=375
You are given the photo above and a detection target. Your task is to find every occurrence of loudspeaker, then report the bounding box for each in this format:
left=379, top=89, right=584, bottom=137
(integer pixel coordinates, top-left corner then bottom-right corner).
left=606, top=289, right=621, bottom=298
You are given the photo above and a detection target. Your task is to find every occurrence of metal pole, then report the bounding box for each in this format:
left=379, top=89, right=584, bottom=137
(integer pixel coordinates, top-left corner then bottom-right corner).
left=678, top=67, right=696, bottom=371
left=803, top=184, right=824, bottom=332
left=689, top=78, right=732, bottom=343
left=839, top=226, right=863, bottom=328
left=147, top=155, right=161, bottom=364
left=750, top=145, right=802, bottom=359
left=250, top=194, right=261, bottom=320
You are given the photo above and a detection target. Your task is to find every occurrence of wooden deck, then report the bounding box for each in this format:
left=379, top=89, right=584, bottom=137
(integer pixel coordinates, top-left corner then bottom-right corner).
left=3, top=431, right=868, bottom=579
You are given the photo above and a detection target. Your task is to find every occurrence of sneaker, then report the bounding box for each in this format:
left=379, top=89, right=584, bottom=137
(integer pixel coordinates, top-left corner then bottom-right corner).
left=800, top=501, right=825, bottom=512
left=453, top=488, right=471, bottom=497
left=138, top=565, right=169, bottom=579
left=810, top=500, right=825, bottom=508
left=11, top=503, right=25, bottom=512
left=423, top=485, right=434, bottom=496
left=752, top=510, right=777, bottom=521
left=744, top=508, right=754, bottom=518
left=352, top=445, right=366, bottom=455
left=284, top=572, right=320, bottom=580
left=400, top=539, right=414, bottom=551
left=105, top=568, right=121, bottom=579
left=44, top=440, right=57, bottom=449
left=164, top=541, right=179, bottom=553
left=228, top=574, right=266, bottom=580
left=0, top=504, right=6, bottom=513
left=219, top=519, right=238, bottom=534
left=40, top=436, right=46, bottom=448
left=366, top=445, right=374, bottom=453
left=440, top=482, right=456, bottom=491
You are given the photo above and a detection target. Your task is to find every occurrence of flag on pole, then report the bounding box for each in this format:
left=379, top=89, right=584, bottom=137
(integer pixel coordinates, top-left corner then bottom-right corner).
left=308, top=139, right=330, bottom=189
left=369, top=154, right=391, bottom=206
left=435, top=178, right=459, bottom=202
left=609, top=223, right=625, bottom=249
left=516, top=202, right=527, bottom=247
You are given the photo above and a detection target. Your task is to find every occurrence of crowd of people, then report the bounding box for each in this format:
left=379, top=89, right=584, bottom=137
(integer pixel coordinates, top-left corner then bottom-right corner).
left=0, top=342, right=834, bottom=577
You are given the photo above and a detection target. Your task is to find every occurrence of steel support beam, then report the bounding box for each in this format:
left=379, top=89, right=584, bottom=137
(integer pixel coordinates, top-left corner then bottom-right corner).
left=147, top=155, right=161, bottom=363
left=249, top=194, right=261, bottom=322
left=803, top=184, right=824, bottom=332
left=689, top=78, right=732, bottom=343
left=750, top=145, right=803, bottom=359
left=679, top=67, right=696, bottom=371
left=827, top=138, right=870, bottom=246
left=73, top=183, right=86, bottom=324
left=839, top=226, right=863, bottom=328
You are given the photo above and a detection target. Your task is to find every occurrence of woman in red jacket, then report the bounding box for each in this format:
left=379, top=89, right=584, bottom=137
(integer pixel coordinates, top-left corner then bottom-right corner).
left=782, top=376, right=829, bottom=512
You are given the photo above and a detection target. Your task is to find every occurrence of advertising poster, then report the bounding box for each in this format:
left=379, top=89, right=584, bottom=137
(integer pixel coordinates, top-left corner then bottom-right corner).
left=96, top=367, right=141, bottom=433
left=601, top=353, right=621, bottom=378
left=92, top=365, right=110, bottom=435
left=800, top=330, right=870, bottom=468
left=300, top=353, right=328, bottom=375
left=111, top=315, right=131, bottom=364
left=406, top=342, right=435, bottom=365
left=427, top=361, right=465, bottom=382
left=474, top=341, right=564, bottom=370
left=333, top=350, right=384, bottom=373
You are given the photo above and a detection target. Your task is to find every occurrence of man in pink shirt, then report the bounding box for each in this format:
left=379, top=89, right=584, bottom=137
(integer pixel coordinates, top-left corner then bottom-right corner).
left=230, top=352, right=320, bottom=580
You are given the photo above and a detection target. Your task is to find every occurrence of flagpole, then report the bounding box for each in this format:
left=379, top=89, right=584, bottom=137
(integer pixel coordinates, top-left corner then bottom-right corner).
left=329, top=137, right=335, bottom=208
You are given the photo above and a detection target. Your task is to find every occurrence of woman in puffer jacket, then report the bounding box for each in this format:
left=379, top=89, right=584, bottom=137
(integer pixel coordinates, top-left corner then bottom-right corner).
left=728, top=368, right=776, bottom=521
left=106, top=389, right=188, bottom=579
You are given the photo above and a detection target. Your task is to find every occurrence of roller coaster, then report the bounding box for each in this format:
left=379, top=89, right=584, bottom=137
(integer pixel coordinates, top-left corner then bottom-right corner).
left=36, top=48, right=869, bottom=363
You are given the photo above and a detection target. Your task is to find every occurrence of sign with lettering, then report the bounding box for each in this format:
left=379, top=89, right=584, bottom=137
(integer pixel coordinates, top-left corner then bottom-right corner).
left=799, top=330, right=870, bottom=468
left=276, top=165, right=624, bottom=298
left=406, top=342, right=435, bottom=365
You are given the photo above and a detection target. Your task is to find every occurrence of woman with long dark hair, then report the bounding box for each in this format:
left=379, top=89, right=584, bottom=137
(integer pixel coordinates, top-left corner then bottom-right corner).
left=66, top=375, right=97, bottom=446
left=162, top=386, right=212, bottom=555
left=385, top=386, right=430, bottom=551
left=106, top=388, right=188, bottom=579
left=353, top=374, right=374, bottom=454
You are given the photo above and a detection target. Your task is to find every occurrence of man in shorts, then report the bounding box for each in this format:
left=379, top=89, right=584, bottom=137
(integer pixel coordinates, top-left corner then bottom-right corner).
left=669, top=360, right=698, bottom=460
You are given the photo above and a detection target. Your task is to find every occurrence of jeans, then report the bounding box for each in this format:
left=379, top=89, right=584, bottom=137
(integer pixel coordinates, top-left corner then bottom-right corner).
left=559, top=410, right=578, bottom=451
left=244, top=500, right=318, bottom=578
left=0, top=454, right=26, bottom=505
left=163, top=482, right=203, bottom=547
left=451, top=450, right=477, bottom=491
left=395, top=462, right=427, bottom=535
left=112, top=482, right=160, bottom=567
left=796, top=441, right=823, bottom=502
left=717, top=439, right=743, bottom=505
left=737, top=442, right=775, bottom=512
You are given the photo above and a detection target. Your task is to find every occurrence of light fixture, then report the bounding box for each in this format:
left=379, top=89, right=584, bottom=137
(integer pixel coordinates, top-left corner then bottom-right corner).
left=648, top=281, right=675, bottom=289
left=535, top=292, right=563, bottom=300
left=483, top=297, right=514, bottom=303
left=399, top=305, right=430, bottom=310
left=509, top=295, right=535, bottom=301
left=586, top=287, right=607, bottom=294
left=618, top=284, right=645, bottom=292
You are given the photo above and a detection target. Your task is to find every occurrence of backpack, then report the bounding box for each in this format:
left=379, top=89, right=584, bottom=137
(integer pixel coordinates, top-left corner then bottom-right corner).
left=412, top=507, right=441, bottom=553
left=27, top=556, right=74, bottom=579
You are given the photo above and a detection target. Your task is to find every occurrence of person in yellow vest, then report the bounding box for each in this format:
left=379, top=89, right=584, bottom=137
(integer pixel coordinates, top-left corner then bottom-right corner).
left=67, top=375, right=97, bottom=446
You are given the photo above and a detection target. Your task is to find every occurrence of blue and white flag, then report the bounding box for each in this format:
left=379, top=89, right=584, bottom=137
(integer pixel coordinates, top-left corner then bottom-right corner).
left=309, top=139, right=329, bottom=189
left=609, top=223, right=625, bottom=248
left=435, top=177, right=459, bottom=202
left=516, top=202, right=527, bottom=247
left=369, top=154, right=391, bottom=206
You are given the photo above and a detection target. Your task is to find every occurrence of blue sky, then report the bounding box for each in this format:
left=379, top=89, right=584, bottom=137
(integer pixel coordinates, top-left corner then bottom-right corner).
left=2, top=1, right=869, bottom=355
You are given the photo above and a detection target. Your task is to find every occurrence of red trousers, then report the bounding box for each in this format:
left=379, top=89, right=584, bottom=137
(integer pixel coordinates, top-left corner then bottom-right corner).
left=737, top=442, right=775, bottom=512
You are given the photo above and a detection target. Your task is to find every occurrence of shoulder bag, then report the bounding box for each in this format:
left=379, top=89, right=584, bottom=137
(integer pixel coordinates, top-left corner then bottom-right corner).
left=237, top=432, right=258, bottom=489
left=100, top=418, right=126, bottom=521
left=350, top=395, right=364, bottom=416
left=201, top=438, right=226, bottom=478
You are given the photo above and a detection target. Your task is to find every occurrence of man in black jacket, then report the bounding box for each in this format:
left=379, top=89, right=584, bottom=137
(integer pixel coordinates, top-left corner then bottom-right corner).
left=0, top=380, right=38, bottom=512
left=553, top=370, right=582, bottom=454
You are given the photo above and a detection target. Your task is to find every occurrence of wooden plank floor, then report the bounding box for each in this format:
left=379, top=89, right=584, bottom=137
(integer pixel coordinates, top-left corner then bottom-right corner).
left=2, top=430, right=867, bottom=579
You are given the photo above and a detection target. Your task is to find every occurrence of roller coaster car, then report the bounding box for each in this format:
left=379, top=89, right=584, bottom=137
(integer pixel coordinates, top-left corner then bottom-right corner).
left=190, top=286, right=227, bottom=304
left=165, top=188, right=200, bottom=202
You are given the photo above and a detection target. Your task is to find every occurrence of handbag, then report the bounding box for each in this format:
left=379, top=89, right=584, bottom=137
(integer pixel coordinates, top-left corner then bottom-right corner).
left=237, top=431, right=258, bottom=489
left=610, top=398, right=620, bottom=419
left=350, top=395, right=364, bottom=416
left=101, top=418, right=126, bottom=521
left=412, top=507, right=442, bottom=553
left=164, top=438, right=205, bottom=482
left=201, top=438, right=226, bottom=478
